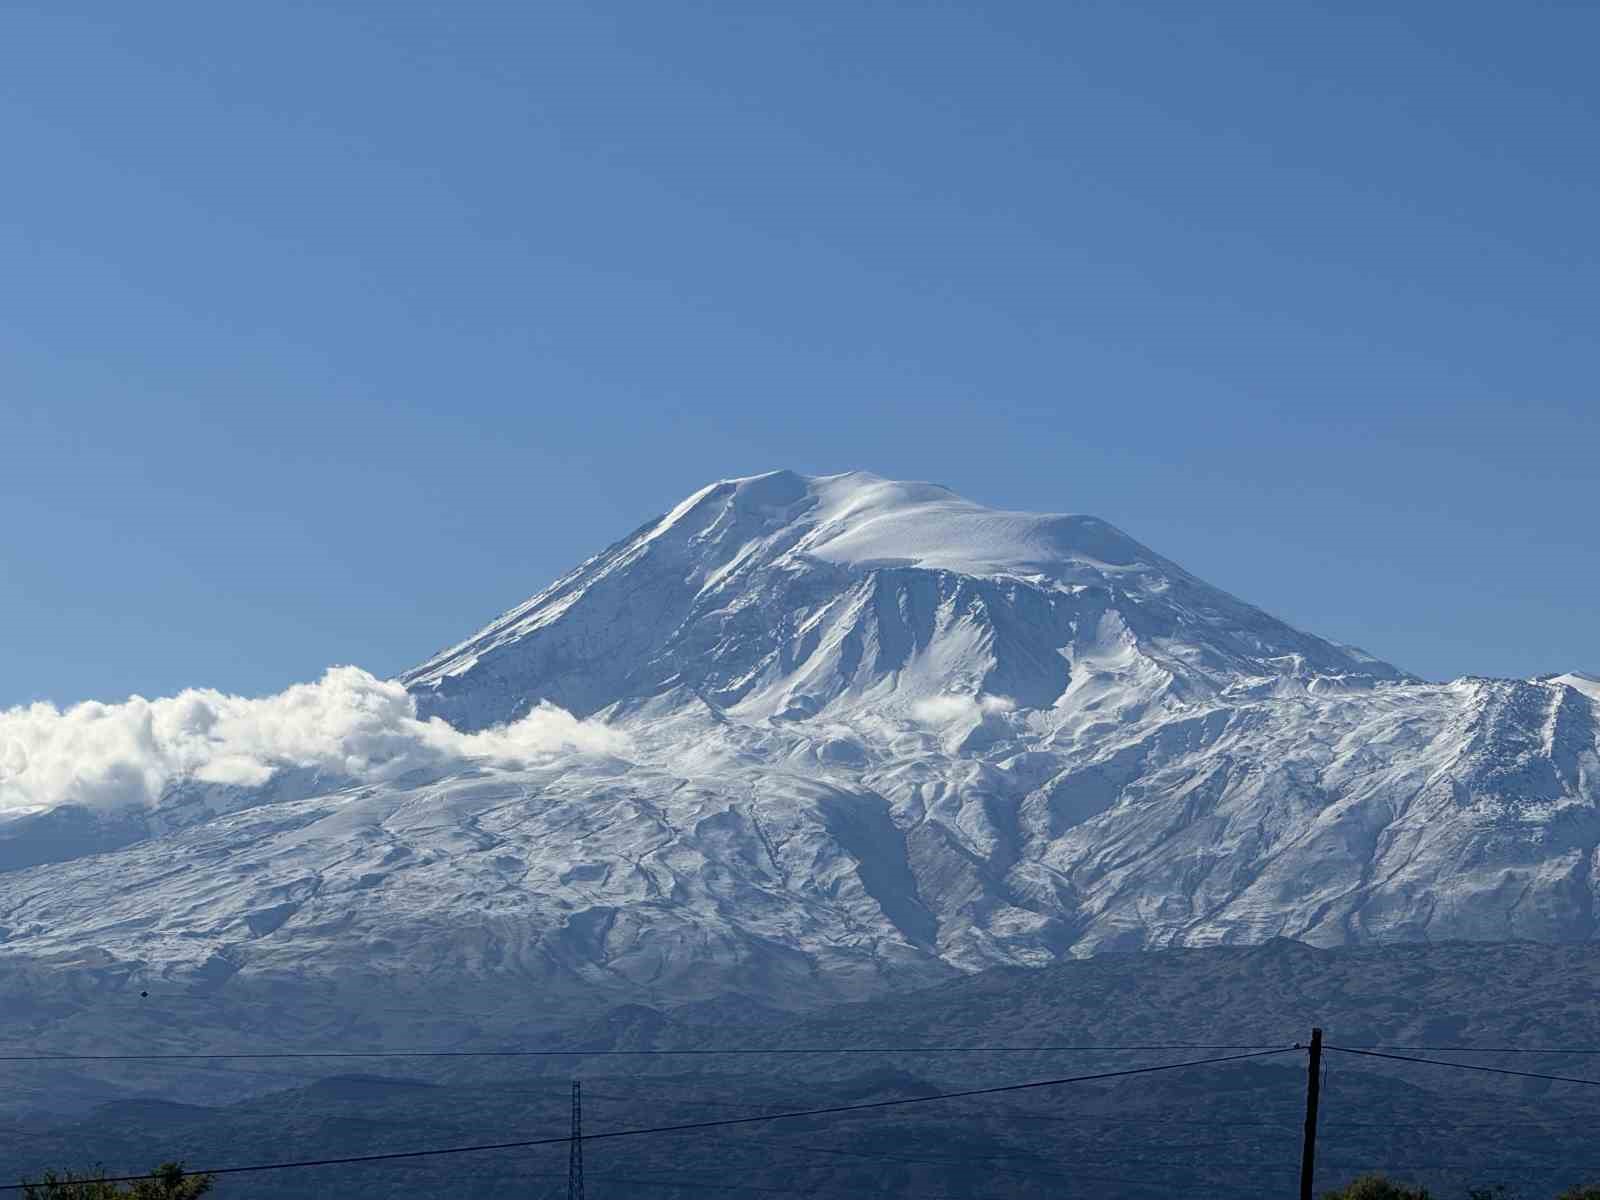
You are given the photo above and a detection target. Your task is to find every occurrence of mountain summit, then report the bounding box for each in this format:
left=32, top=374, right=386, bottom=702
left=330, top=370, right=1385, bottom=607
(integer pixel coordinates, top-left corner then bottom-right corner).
left=402, top=470, right=1405, bottom=731
left=1, top=472, right=1596, bottom=1027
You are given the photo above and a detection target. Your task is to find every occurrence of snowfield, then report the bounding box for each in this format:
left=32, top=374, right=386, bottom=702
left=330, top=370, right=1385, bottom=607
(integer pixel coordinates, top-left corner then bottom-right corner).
left=2, top=471, right=1597, bottom=1020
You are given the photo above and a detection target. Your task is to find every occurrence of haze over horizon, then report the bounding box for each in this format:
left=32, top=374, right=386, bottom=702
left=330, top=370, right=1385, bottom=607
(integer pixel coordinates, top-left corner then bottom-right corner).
left=4, top=2, right=1596, bottom=705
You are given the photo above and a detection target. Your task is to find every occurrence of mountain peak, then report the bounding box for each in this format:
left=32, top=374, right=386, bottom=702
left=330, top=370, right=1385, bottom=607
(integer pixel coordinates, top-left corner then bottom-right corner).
left=401, top=471, right=1407, bottom=730
left=654, top=469, right=1157, bottom=582
left=9, top=476, right=1594, bottom=1021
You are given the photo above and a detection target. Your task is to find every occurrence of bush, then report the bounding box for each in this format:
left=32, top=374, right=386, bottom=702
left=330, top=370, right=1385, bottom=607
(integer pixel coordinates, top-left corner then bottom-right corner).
left=20, top=1162, right=213, bottom=1199
left=1323, top=1175, right=1432, bottom=1200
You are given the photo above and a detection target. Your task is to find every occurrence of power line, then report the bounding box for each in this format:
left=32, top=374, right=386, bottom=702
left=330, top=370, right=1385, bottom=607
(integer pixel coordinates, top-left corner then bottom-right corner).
left=742, top=1140, right=1292, bottom=1198
left=379, top=1124, right=1298, bottom=1200
left=0, top=1046, right=1296, bottom=1192
left=0, top=1041, right=1282, bottom=1063
left=594, top=1091, right=1294, bottom=1142
left=1326, top=1045, right=1600, bottom=1088
left=750, top=1136, right=1295, bottom=1188
left=585, top=1086, right=1304, bottom=1194
left=1321, top=1119, right=1596, bottom=1130
left=1317, top=1157, right=1600, bottom=1170
left=543, top=1088, right=1307, bottom=1131
left=590, top=1087, right=1290, bottom=1147
left=985, top=1105, right=1304, bottom=1130
left=436, top=1161, right=1244, bottom=1200
left=1357, top=1045, right=1600, bottom=1054
left=393, top=1158, right=1080, bottom=1200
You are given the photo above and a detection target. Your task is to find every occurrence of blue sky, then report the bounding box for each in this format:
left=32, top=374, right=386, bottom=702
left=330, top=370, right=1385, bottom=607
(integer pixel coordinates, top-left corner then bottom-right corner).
left=3, top=0, right=1594, bottom=706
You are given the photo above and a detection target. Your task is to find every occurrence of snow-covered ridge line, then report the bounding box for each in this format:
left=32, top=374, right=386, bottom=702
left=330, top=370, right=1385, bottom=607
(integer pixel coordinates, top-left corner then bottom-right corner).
left=401, top=469, right=1412, bottom=730
left=1, top=470, right=1594, bottom=1018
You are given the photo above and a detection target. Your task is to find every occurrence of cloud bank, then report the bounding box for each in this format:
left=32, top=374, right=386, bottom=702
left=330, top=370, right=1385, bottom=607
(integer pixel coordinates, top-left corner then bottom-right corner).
left=0, top=666, right=626, bottom=816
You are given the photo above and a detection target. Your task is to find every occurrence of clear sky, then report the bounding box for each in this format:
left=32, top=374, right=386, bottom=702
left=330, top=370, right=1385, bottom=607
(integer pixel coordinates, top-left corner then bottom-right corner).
left=2, top=1, right=1595, bottom=706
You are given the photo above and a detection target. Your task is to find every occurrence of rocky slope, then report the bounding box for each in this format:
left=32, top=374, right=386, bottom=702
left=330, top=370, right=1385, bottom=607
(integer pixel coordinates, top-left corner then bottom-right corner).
left=1, top=471, right=1596, bottom=1023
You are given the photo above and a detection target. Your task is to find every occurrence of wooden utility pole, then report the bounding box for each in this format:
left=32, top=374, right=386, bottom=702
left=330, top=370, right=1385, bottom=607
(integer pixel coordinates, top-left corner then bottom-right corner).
left=1299, top=1028, right=1323, bottom=1200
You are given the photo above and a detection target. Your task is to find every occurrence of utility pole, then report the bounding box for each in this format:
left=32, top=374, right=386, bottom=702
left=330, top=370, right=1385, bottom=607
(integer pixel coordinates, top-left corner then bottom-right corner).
left=568, top=1080, right=584, bottom=1200
left=1299, top=1028, right=1323, bottom=1200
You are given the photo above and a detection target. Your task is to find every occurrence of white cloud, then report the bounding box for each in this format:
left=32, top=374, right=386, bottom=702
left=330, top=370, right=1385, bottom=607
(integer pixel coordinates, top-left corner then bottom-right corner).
left=0, top=666, right=627, bottom=816
left=909, top=693, right=1015, bottom=725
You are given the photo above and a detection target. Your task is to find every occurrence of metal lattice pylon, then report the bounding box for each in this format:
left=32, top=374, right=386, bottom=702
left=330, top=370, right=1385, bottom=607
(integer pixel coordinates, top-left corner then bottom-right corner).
left=568, top=1080, right=584, bottom=1200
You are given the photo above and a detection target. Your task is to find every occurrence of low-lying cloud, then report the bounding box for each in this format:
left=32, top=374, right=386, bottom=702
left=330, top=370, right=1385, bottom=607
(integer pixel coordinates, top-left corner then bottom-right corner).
left=0, top=666, right=626, bottom=816
left=910, top=693, right=1015, bottom=725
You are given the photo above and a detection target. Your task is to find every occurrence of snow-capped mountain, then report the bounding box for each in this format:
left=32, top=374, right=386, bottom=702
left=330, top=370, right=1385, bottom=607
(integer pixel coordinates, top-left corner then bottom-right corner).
left=2, top=471, right=1597, bottom=1021
left=401, top=470, right=1407, bottom=730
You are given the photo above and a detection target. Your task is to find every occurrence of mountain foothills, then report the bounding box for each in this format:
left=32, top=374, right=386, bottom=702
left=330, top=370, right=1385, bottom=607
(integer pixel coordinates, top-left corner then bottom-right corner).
left=14, top=941, right=1600, bottom=1199
left=2, top=471, right=1598, bottom=1026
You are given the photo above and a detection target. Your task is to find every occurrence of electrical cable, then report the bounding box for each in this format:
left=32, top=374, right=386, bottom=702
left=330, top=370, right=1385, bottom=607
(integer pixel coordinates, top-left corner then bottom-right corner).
left=1326, top=1045, right=1600, bottom=1088
left=584, top=1088, right=1303, bottom=1143
left=0, top=1045, right=1297, bottom=1191
left=425, top=1161, right=1228, bottom=1200
left=1321, top=1118, right=1594, bottom=1130
left=1358, top=1045, right=1600, bottom=1055
left=986, top=1105, right=1303, bottom=1130
left=748, top=1135, right=1294, bottom=1187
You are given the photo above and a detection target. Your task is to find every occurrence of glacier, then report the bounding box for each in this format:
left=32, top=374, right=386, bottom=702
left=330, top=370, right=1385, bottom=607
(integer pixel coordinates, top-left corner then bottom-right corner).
left=2, top=470, right=1597, bottom=1026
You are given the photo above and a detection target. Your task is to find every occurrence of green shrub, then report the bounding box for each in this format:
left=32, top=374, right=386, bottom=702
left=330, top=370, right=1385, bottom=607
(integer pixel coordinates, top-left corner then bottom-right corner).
left=1323, top=1174, right=1431, bottom=1200
left=20, top=1162, right=213, bottom=1199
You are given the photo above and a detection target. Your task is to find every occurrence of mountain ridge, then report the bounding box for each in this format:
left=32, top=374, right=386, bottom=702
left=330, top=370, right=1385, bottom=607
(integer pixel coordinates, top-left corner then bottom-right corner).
left=0, top=471, right=1595, bottom=1033
left=402, top=469, right=1411, bottom=731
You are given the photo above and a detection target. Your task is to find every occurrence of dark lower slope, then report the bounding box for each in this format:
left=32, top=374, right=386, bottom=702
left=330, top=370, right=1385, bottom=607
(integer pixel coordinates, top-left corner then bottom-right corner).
left=9, top=940, right=1600, bottom=1200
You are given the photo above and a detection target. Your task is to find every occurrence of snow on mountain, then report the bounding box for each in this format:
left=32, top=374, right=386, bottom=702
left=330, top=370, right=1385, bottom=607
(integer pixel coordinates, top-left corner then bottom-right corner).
left=401, top=470, right=1407, bottom=731
left=2, top=471, right=1597, bottom=1024
left=1548, top=671, right=1600, bottom=702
